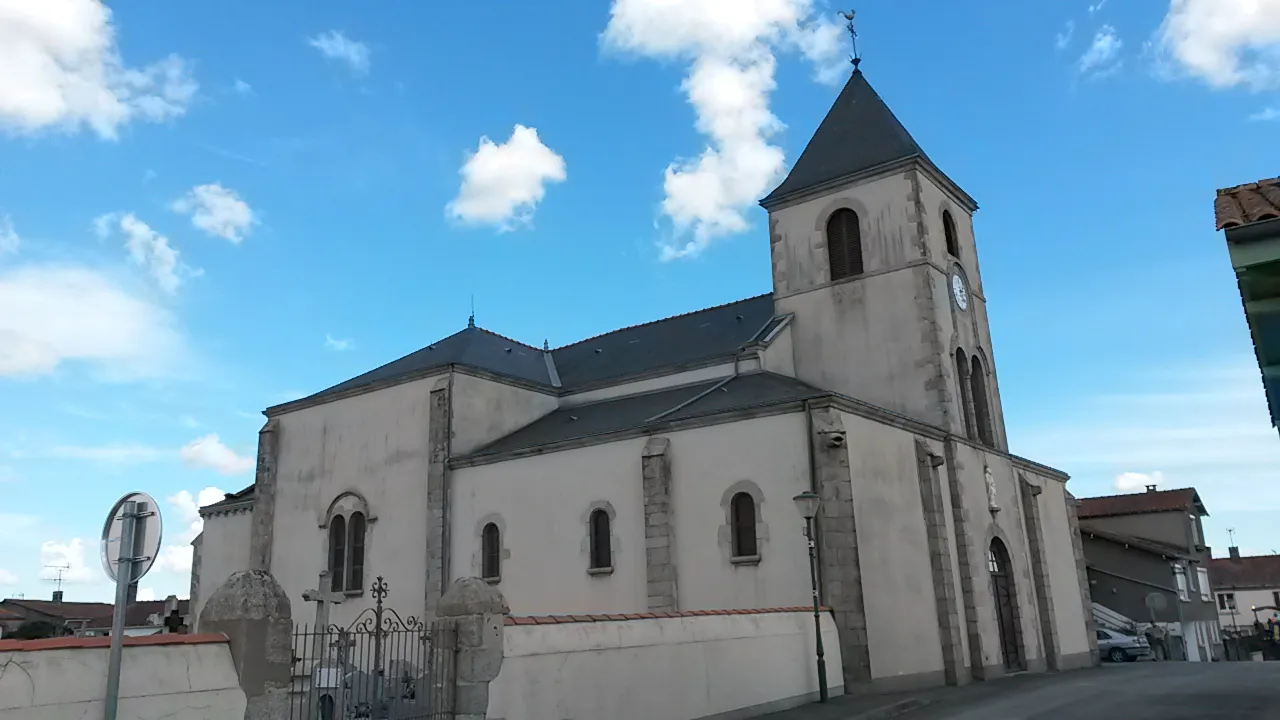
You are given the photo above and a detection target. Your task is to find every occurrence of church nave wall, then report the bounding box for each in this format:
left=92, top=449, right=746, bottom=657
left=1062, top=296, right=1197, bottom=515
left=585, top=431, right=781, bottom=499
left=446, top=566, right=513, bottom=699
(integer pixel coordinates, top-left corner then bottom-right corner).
left=450, top=370, right=559, bottom=456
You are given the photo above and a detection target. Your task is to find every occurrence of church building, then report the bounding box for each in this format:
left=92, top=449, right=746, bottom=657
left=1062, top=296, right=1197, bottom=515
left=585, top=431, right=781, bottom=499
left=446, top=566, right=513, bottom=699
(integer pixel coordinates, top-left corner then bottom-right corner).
left=191, top=68, right=1097, bottom=690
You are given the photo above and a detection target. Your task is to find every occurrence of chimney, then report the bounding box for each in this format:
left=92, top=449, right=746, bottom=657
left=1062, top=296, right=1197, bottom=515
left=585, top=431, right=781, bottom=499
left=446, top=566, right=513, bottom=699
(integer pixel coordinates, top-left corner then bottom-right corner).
left=127, top=581, right=138, bottom=604
left=52, top=590, right=63, bottom=603
left=1145, top=484, right=1158, bottom=493
left=1230, top=546, right=1241, bottom=559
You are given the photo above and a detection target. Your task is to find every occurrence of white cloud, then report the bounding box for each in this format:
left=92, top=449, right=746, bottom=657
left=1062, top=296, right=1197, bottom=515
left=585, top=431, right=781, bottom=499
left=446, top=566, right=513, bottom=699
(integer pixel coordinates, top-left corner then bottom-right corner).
left=233, top=78, right=253, bottom=96
left=0, top=568, right=17, bottom=584
left=135, top=587, right=156, bottom=601
left=308, top=30, right=371, bottom=75
left=601, top=0, right=847, bottom=260
left=0, top=265, right=184, bottom=378
left=40, top=538, right=94, bottom=583
left=1250, top=106, right=1280, bottom=121
left=1114, top=470, right=1168, bottom=492
left=1079, top=25, right=1124, bottom=75
left=1013, top=357, right=1280, bottom=513
left=325, top=334, right=352, bottom=351
left=0, top=215, right=19, bottom=256
left=115, top=213, right=181, bottom=294
left=52, top=444, right=163, bottom=464
left=171, top=184, right=255, bottom=243
left=155, top=486, right=225, bottom=573
left=1057, top=21, right=1076, bottom=51
left=0, top=0, right=197, bottom=139
left=1089, top=0, right=1109, bottom=14
left=447, top=125, right=566, bottom=231
left=180, top=435, right=253, bottom=476
left=1155, top=0, right=1280, bottom=89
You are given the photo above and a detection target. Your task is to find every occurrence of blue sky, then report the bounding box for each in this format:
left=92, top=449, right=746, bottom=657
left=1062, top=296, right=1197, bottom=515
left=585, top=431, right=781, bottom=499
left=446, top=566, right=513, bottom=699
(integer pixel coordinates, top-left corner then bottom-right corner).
left=1, top=0, right=1278, bottom=602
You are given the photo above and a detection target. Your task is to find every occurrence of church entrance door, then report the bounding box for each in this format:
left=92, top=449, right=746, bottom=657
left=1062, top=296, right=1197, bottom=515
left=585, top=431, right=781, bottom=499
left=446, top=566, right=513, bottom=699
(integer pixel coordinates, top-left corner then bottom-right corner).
left=988, top=538, right=1025, bottom=672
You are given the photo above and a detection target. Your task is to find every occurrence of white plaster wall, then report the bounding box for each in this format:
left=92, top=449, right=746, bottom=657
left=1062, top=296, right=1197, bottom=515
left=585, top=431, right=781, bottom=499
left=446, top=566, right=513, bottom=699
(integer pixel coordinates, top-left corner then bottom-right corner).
left=838, top=413, right=946, bottom=682
left=271, top=373, right=440, bottom=625
left=451, top=413, right=815, bottom=615
left=451, top=440, right=646, bottom=614
left=451, top=371, right=559, bottom=455
left=758, top=323, right=797, bottom=378
left=0, top=641, right=246, bottom=720
left=193, top=510, right=251, bottom=624
left=488, top=612, right=843, bottom=720
left=561, top=361, right=739, bottom=406
left=1034, top=476, right=1091, bottom=658
left=1216, top=587, right=1277, bottom=629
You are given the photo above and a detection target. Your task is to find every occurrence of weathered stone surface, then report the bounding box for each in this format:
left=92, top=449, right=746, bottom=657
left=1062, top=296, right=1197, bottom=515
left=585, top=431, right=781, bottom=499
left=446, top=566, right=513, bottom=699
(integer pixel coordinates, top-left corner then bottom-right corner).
left=198, top=569, right=292, bottom=720
left=429, top=578, right=506, bottom=720
left=438, top=577, right=510, bottom=618
left=425, top=381, right=450, bottom=619
left=1020, top=475, right=1060, bottom=671
left=248, top=420, right=278, bottom=572
left=944, top=441, right=984, bottom=681
left=916, top=440, right=966, bottom=686
left=642, top=436, right=678, bottom=612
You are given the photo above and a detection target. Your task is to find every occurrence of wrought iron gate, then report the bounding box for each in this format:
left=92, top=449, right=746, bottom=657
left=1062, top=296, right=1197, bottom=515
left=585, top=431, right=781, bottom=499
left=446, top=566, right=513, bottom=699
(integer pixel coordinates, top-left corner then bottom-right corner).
left=290, top=578, right=453, bottom=720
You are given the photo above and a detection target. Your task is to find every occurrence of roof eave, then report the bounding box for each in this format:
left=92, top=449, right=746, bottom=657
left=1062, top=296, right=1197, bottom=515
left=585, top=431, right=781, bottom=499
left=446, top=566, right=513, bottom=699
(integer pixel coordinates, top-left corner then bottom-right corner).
left=760, top=155, right=978, bottom=214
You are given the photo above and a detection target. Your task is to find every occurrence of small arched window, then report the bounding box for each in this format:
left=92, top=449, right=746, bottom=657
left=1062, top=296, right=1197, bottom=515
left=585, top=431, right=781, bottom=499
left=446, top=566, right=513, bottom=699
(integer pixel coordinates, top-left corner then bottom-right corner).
left=328, top=515, right=346, bottom=593
left=826, top=208, right=864, bottom=281
left=348, top=512, right=366, bottom=590
left=481, top=523, right=501, bottom=581
left=943, top=210, right=960, bottom=258
left=730, top=493, right=758, bottom=558
left=589, top=509, right=612, bottom=570
left=970, top=354, right=994, bottom=447
left=955, top=347, right=974, bottom=440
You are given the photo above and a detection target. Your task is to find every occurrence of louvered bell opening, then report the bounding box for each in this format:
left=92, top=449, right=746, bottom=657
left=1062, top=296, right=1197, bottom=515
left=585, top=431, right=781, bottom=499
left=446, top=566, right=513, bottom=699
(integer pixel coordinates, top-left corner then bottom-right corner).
left=826, top=209, right=862, bottom=281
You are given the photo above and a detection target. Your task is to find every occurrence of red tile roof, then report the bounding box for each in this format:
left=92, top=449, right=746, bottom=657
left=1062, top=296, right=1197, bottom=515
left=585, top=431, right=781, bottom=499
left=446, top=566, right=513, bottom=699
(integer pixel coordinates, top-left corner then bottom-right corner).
left=504, top=606, right=830, bottom=626
left=1216, top=177, right=1280, bottom=230
left=1076, top=488, right=1206, bottom=519
left=1208, top=555, right=1280, bottom=591
left=0, top=632, right=227, bottom=653
left=1, top=599, right=189, bottom=628
left=1078, top=523, right=1191, bottom=560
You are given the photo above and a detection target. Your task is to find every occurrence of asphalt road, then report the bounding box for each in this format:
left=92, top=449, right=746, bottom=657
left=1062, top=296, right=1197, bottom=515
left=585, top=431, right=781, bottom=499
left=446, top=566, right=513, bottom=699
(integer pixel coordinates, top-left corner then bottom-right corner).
left=903, top=662, right=1280, bottom=720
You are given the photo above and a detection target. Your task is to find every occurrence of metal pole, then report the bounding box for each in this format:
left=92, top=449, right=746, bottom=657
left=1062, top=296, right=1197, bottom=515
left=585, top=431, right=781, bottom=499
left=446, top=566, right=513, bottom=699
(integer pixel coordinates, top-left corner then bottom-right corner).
left=104, top=501, right=137, bottom=720
left=805, top=517, right=828, bottom=703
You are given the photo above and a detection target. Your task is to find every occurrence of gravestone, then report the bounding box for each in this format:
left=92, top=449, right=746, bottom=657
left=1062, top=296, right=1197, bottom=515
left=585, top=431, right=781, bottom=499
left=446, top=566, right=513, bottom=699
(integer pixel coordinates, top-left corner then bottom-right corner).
left=199, top=569, right=293, bottom=720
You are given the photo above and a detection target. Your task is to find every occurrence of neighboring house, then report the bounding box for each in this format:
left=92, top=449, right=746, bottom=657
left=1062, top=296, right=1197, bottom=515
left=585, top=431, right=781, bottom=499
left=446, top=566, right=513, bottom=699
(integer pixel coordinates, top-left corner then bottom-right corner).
left=193, top=65, right=1098, bottom=692
left=1077, top=486, right=1222, bottom=662
left=1214, top=176, right=1280, bottom=435
left=0, top=592, right=189, bottom=638
left=1207, top=549, right=1280, bottom=632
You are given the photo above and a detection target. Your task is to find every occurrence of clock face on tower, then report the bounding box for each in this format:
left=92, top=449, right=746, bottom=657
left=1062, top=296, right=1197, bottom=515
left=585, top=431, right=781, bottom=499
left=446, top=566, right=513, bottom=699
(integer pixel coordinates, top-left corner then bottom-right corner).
left=951, top=273, right=969, bottom=311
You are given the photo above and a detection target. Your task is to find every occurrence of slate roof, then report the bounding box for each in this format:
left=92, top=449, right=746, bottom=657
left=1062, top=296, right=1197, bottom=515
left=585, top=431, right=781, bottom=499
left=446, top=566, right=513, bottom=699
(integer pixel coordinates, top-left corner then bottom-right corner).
left=0, top=599, right=190, bottom=628
left=1076, top=488, right=1208, bottom=519
left=762, top=70, right=931, bottom=207
left=1078, top=523, right=1191, bottom=560
left=463, top=372, right=825, bottom=459
left=201, top=485, right=255, bottom=513
left=1216, top=177, right=1280, bottom=230
left=1208, top=555, right=1280, bottom=590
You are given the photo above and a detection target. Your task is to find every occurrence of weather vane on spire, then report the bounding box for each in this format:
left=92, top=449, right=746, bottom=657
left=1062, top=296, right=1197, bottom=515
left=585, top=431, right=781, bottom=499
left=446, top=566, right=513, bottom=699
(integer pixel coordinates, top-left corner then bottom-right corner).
left=839, top=9, right=862, bottom=71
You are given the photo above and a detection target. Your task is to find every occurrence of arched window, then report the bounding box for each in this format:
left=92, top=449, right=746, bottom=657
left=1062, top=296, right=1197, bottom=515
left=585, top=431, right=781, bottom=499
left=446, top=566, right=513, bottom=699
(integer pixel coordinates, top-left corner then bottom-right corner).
left=481, top=523, right=501, bottom=581
left=943, top=210, right=960, bottom=258
left=589, top=509, right=612, bottom=570
left=328, top=515, right=346, bottom=593
left=826, top=208, right=864, bottom=281
left=955, top=347, right=974, bottom=440
left=970, top=355, right=994, bottom=447
left=348, top=512, right=366, bottom=591
left=730, top=493, right=758, bottom=558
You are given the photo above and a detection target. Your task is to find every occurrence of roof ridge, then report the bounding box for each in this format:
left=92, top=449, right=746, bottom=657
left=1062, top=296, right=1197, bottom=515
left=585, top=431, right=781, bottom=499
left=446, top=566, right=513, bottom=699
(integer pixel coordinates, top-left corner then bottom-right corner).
left=551, top=293, right=772, bottom=352
left=1080, top=488, right=1195, bottom=501
left=1217, top=176, right=1280, bottom=195
left=472, top=326, right=544, bottom=353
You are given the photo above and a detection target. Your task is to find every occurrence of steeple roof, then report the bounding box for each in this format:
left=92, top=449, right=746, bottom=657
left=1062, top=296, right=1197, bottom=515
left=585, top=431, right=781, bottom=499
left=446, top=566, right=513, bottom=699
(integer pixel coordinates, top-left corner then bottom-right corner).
left=762, top=69, right=931, bottom=207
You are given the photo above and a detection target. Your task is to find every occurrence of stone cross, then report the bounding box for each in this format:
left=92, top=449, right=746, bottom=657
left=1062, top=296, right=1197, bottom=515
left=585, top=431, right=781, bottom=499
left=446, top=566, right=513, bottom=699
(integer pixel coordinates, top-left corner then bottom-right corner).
left=302, top=571, right=344, bottom=663
left=163, top=608, right=185, bottom=634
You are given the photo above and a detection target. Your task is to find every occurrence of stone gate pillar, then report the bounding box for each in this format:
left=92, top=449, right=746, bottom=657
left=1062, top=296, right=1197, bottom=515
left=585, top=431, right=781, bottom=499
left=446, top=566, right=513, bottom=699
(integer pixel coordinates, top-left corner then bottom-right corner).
left=429, top=577, right=508, bottom=720
left=199, top=570, right=293, bottom=720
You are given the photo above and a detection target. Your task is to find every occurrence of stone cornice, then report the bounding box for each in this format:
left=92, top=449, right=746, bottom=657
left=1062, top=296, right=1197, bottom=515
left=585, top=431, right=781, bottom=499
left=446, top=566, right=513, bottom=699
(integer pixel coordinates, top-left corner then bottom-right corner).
left=199, top=501, right=254, bottom=518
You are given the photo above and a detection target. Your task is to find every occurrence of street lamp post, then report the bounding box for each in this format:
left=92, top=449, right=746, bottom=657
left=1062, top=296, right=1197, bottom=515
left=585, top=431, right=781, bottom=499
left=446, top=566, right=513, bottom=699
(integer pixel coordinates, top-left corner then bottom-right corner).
left=793, top=491, right=828, bottom=703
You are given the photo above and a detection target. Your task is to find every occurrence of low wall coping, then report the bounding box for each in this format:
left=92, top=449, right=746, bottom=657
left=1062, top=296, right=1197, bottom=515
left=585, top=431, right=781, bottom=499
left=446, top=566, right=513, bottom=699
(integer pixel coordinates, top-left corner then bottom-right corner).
left=504, top=607, right=832, bottom=626
left=0, top=632, right=230, bottom=653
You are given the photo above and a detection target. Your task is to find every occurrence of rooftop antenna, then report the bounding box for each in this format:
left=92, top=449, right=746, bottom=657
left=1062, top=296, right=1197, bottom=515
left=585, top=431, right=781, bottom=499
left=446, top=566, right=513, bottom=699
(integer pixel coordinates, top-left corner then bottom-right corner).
left=44, top=564, right=70, bottom=592
left=1227, top=527, right=1237, bottom=546
left=839, top=9, right=861, bottom=71
left=468, top=294, right=476, bottom=329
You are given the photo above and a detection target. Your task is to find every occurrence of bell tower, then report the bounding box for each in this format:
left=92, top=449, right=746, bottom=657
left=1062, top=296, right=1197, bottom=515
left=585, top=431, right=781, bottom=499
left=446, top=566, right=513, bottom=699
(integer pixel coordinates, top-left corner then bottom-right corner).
left=761, top=67, right=1007, bottom=449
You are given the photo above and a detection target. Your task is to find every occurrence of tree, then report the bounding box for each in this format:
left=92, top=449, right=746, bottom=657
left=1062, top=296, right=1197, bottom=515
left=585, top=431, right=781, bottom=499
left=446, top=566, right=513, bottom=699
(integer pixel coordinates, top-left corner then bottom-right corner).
left=11, top=620, right=59, bottom=639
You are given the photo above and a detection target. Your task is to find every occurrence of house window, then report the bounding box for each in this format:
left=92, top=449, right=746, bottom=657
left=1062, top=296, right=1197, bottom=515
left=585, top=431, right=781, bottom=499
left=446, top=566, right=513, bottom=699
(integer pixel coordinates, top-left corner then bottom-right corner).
left=349, top=512, right=366, bottom=591
left=589, top=509, right=612, bottom=571
left=955, top=347, right=974, bottom=439
left=481, top=523, right=501, bottom=581
left=1190, top=515, right=1200, bottom=546
left=730, top=493, right=758, bottom=559
left=1174, top=565, right=1189, bottom=601
left=1218, top=593, right=1237, bottom=611
left=329, top=516, right=346, bottom=593
left=826, top=208, right=864, bottom=281
left=943, top=210, right=960, bottom=258
left=970, top=354, right=994, bottom=447
left=1197, top=567, right=1211, bottom=602
left=1273, top=590, right=1280, bottom=607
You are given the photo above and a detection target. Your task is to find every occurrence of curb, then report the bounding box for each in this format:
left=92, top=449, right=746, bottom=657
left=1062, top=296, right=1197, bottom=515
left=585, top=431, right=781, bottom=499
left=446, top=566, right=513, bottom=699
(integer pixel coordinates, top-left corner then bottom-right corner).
left=848, top=698, right=931, bottom=720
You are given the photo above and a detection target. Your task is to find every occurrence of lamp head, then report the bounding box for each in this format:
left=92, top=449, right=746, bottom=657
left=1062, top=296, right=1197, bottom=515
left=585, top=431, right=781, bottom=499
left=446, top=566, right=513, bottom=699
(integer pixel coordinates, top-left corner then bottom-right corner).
left=793, top=491, right=821, bottom=520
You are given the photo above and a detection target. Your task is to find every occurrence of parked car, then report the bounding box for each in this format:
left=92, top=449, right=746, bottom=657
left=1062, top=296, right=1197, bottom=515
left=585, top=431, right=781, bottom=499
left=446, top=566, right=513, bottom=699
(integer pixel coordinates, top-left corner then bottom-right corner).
left=1097, top=628, right=1151, bottom=662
